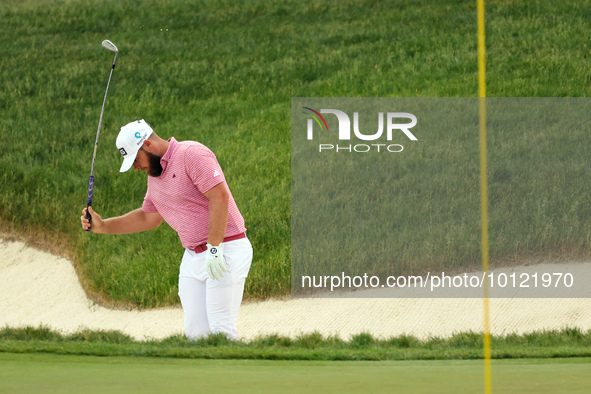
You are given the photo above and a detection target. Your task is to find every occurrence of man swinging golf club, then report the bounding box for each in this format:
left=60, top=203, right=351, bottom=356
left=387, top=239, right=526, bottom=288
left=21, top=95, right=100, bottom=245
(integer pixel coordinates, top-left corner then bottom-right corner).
left=81, top=119, right=253, bottom=340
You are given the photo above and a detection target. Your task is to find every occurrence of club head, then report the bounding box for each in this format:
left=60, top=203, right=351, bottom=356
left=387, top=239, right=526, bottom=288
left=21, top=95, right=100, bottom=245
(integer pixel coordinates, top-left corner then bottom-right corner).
left=102, top=40, right=118, bottom=53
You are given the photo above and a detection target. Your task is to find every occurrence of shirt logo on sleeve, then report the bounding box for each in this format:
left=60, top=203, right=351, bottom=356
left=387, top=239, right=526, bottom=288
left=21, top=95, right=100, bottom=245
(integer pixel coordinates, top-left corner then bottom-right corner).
left=214, top=170, right=220, bottom=177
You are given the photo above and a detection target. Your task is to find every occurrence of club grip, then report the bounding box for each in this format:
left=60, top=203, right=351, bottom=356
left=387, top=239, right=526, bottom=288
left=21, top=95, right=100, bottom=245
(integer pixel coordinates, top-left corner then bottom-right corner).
left=85, top=175, right=94, bottom=232
left=85, top=204, right=92, bottom=231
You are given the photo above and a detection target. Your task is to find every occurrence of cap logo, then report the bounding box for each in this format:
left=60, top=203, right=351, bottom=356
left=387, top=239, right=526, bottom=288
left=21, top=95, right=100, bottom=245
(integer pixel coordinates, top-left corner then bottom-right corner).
left=135, top=132, right=141, bottom=138
left=136, top=133, right=148, bottom=146
left=119, top=148, right=127, bottom=156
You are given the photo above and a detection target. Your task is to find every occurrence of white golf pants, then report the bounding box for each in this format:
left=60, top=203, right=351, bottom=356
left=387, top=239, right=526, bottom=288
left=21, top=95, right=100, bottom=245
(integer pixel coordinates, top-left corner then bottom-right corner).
left=178, top=237, right=253, bottom=340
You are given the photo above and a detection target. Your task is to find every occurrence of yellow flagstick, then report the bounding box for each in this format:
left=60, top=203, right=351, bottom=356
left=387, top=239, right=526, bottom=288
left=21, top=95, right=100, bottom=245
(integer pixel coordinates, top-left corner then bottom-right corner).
left=477, top=0, right=492, bottom=392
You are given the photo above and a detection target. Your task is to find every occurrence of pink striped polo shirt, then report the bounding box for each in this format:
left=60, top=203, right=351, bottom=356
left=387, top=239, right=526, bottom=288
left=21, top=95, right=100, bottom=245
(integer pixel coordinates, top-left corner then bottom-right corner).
left=142, top=137, right=246, bottom=249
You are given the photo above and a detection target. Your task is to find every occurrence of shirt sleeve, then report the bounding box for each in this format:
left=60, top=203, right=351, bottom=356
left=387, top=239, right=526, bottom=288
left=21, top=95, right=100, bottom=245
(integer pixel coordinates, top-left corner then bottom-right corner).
left=184, top=144, right=226, bottom=194
left=142, top=190, right=158, bottom=213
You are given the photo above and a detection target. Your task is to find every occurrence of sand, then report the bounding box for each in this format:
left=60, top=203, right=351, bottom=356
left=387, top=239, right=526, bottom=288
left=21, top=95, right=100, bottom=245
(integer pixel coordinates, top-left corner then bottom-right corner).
left=1, top=238, right=590, bottom=341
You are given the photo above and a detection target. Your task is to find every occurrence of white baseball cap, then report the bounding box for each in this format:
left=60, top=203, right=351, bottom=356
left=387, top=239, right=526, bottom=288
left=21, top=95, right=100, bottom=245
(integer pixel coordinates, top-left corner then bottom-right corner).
left=116, top=119, right=153, bottom=172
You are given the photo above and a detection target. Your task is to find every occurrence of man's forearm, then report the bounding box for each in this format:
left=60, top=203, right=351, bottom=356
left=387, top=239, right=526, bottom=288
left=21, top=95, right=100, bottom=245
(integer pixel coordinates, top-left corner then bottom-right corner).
left=98, top=208, right=163, bottom=234
left=207, top=196, right=229, bottom=245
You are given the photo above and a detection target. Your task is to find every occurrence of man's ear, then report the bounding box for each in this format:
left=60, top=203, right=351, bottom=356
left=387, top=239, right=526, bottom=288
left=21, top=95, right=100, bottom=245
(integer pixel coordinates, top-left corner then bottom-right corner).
left=142, top=139, right=154, bottom=153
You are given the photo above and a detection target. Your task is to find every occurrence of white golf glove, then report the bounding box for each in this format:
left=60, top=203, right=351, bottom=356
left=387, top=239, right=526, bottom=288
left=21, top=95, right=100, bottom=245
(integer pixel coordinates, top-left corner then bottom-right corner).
left=205, top=243, right=227, bottom=280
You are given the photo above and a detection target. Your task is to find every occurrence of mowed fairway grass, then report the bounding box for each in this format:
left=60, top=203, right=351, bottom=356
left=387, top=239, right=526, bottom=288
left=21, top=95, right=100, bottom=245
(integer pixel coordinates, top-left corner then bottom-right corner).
left=1, top=353, right=590, bottom=393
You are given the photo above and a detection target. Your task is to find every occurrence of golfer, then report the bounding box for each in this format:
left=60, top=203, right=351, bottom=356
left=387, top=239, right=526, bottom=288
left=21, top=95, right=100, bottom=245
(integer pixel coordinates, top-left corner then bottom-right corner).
left=80, top=119, right=253, bottom=340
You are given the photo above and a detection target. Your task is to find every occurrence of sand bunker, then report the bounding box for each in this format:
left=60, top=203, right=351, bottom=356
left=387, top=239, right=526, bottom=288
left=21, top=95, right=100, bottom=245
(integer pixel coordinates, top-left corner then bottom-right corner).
left=1, top=238, right=590, bottom=341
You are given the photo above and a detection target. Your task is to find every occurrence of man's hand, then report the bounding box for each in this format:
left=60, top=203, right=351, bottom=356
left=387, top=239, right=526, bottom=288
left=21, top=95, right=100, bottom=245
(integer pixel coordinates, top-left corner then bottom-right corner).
left=206, top=243, right=227, bottom=280
left=81, top=206, right=104, bottom=233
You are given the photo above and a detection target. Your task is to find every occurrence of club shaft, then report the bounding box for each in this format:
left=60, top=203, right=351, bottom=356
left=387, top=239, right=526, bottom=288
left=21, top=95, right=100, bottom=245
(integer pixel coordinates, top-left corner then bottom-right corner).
left=87, top=55, right=117, bottom=206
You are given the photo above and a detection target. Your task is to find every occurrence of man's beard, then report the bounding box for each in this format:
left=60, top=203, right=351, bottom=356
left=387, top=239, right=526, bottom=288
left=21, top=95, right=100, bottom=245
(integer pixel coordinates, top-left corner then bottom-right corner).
left=146, top=152, right=163, bottom=177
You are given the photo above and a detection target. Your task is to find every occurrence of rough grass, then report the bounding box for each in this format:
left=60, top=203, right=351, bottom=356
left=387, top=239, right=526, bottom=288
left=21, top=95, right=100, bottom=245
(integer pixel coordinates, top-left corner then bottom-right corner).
left=1, top=326, right=591, bottom=361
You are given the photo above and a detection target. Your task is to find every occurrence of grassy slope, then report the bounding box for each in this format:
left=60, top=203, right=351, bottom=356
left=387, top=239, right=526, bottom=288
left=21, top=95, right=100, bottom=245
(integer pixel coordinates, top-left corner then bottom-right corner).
left=1, top=0, right=591, bottom=306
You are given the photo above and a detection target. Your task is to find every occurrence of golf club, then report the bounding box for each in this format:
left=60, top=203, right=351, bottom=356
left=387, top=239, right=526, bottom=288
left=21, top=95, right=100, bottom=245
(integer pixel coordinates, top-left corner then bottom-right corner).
left=85, top=39, right=119, bottom=230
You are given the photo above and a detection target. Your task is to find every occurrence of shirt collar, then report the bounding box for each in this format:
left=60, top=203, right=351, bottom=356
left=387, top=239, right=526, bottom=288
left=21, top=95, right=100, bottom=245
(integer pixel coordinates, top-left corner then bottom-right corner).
left=159, top=137, right=177, bottom=175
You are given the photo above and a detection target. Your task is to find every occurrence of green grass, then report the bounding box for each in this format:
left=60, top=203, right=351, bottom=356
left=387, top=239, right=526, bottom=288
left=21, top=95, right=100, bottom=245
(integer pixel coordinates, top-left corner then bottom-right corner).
left=1, top=0, right=591, bottom=305
left=2, top=326, right=591, bottom=361
left=1, top=353, right=591, bottom=393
